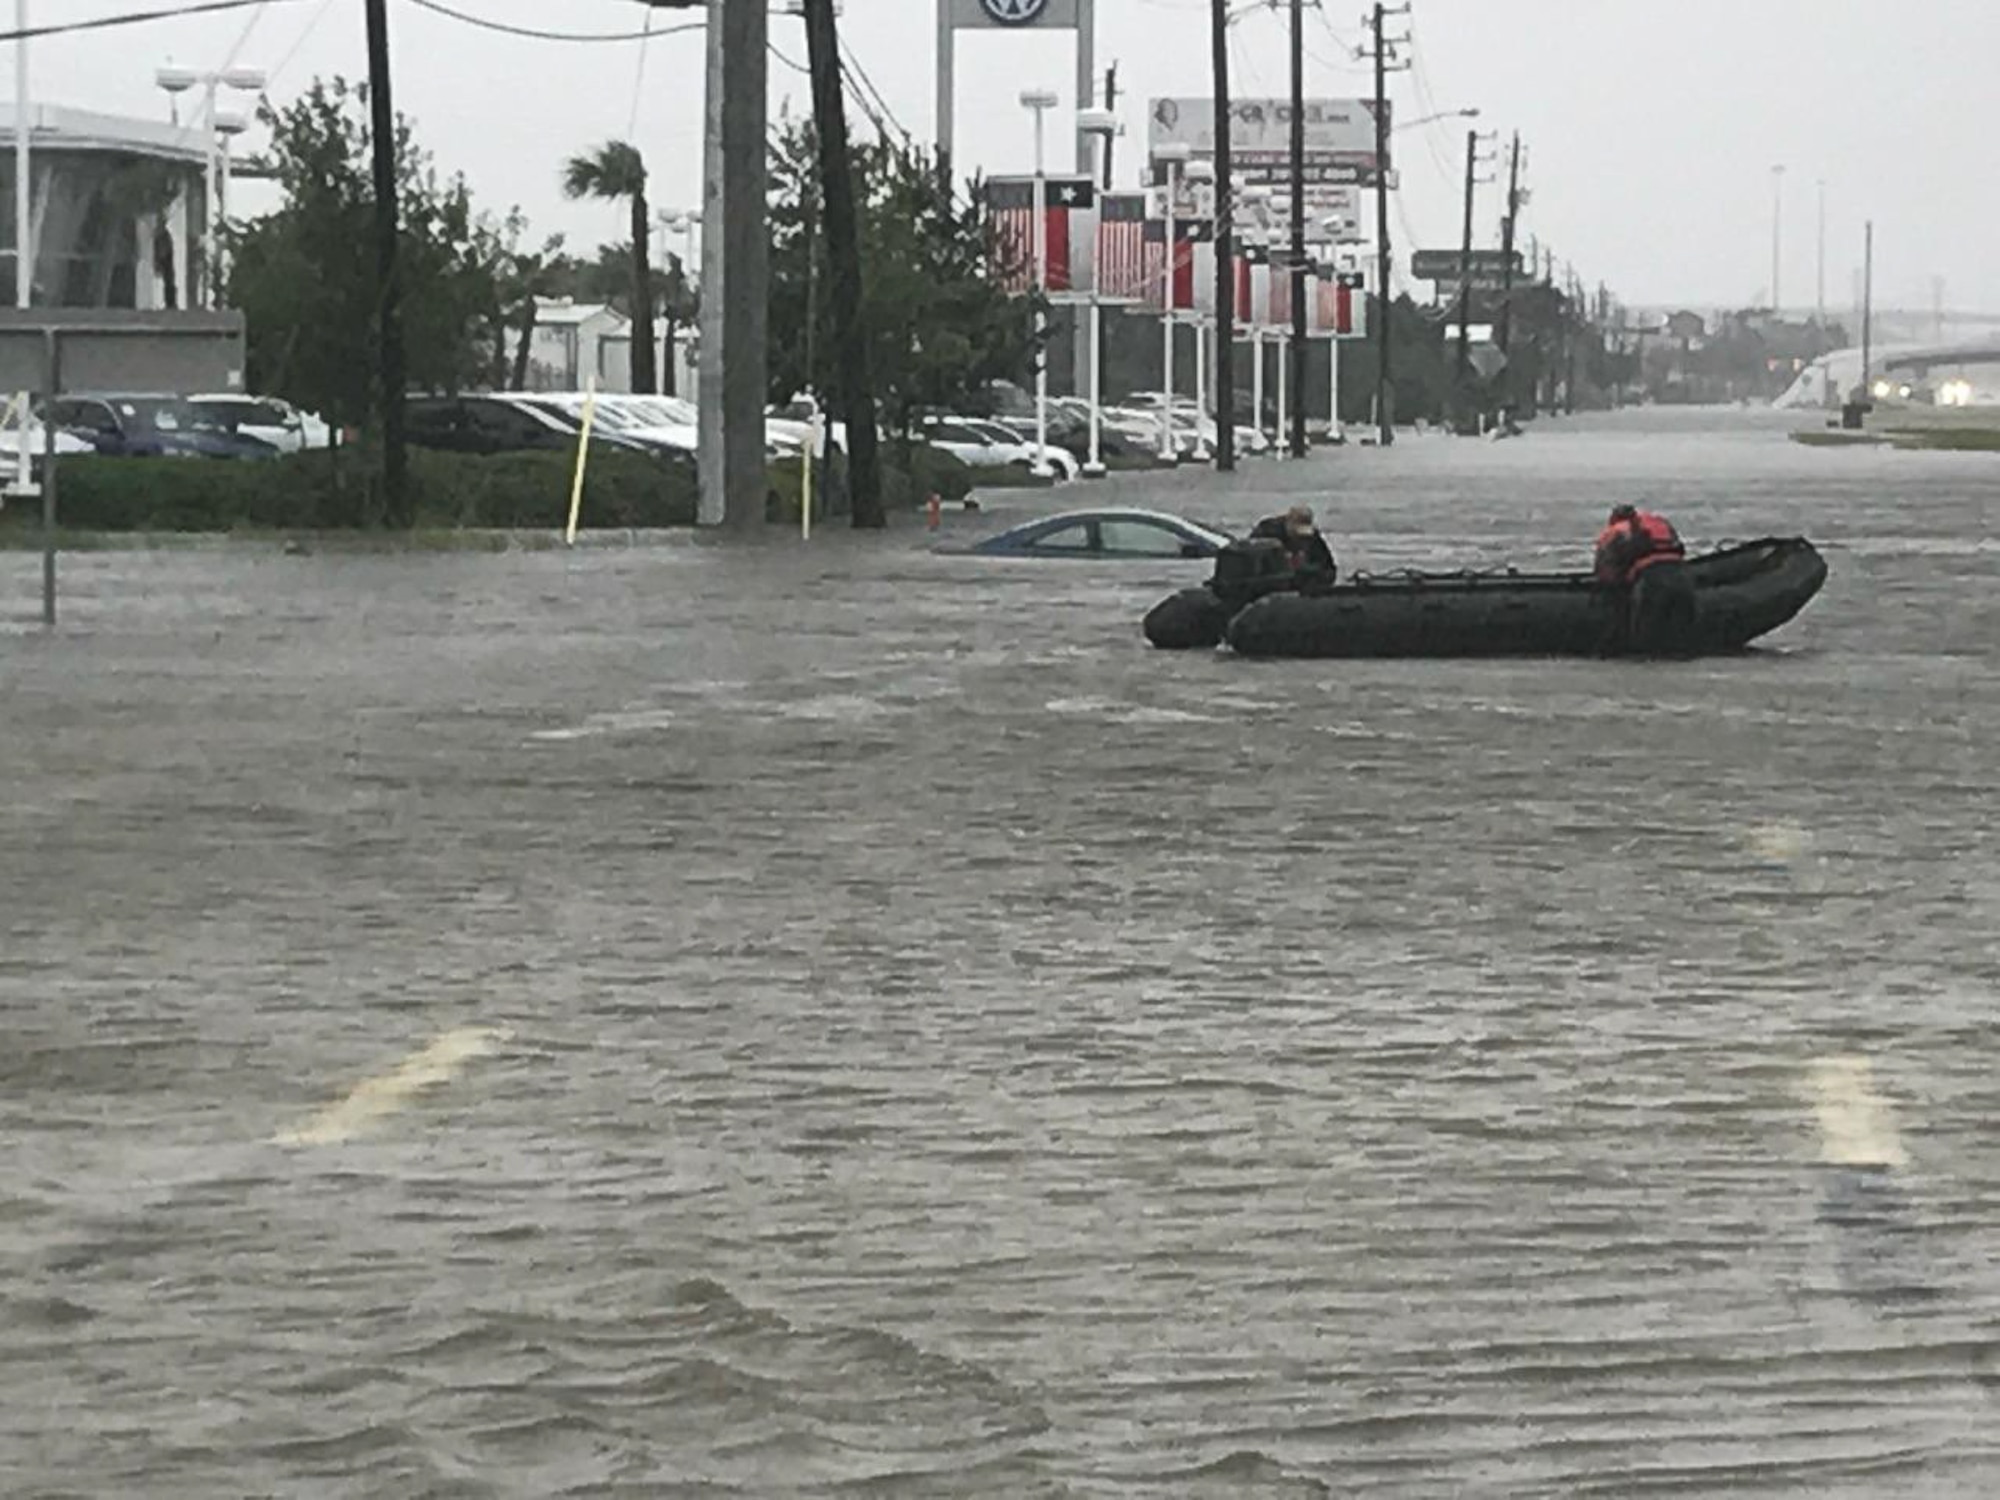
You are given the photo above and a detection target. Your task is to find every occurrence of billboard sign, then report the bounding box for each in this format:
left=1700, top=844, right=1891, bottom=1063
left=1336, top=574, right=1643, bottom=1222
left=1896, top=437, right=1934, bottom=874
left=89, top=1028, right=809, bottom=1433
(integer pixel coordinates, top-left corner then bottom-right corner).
left=1148, top=97, right=1388, bottom=179
left=1411, top=248, right=1522, bottom=282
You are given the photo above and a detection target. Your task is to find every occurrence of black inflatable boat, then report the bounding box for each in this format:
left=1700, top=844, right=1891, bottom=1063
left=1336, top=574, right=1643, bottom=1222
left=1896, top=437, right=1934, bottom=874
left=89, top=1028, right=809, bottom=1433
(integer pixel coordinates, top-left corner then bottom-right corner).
left=1143, top=535, right=1828, bottom=658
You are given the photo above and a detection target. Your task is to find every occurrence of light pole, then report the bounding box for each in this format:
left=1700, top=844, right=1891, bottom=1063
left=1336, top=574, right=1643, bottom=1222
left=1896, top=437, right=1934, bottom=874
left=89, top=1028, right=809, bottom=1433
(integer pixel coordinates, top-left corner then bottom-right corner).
left=1077, top=106, right=1115, bottom=477
left=14, top=0, right=29, bottom=312
left=1154, top=140, right=1190, bottom=460
left=1184, top=155, right=1214, bottom=457
left=1019, top=88, right=1058, bottom=478
left=1769, top=163, right=1785, bottom=314
left=1814, top=177, right=1825, bottom=325
left=1239, top=184, right=1271, bottom=447
left=157, top=63, right=265, bottom=308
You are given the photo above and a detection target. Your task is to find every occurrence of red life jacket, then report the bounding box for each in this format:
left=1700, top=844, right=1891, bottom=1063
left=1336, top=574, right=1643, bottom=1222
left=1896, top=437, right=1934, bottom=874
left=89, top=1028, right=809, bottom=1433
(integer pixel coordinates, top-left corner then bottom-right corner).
left=1595, top=511, right=1684, bottom=583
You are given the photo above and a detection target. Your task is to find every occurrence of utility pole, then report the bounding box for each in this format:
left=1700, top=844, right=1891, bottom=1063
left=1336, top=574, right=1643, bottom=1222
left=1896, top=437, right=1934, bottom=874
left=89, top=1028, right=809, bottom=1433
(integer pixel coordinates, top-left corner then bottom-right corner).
left=1100, top=62, right=1118, bottom=189
left=699, top=0, right=769, bottom=528
left=363, top=0, right=407, bottom=526
left=1494, top=132, right=1521, bottom=419
left=1452, top=128, right=1492, bottom=426
left=1211, top=0, right=1235, bottom=469
left=802, top=0, right=882, bottom=527
left=1361, top=3, right=1405, bottom=447
left=1286, top=0, right=1306, bottom=458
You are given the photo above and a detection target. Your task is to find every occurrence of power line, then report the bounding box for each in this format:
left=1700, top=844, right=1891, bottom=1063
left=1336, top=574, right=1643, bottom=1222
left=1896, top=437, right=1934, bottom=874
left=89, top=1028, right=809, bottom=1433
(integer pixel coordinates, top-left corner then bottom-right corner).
left=0, top=0, right=307, bottom=44
left=402, top=0, right=697, bottom=43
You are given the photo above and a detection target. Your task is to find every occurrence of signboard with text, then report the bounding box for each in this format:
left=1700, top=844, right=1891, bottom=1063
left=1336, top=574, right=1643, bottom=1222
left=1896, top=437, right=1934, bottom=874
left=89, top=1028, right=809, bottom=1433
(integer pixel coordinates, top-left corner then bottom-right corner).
left=1148, top=96, right=1389, bottom=183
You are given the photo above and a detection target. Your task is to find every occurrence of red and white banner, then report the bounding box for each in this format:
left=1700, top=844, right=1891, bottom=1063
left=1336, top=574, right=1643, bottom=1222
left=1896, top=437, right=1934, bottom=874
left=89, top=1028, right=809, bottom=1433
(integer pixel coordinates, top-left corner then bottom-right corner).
left=1094, top=192, right=1149, bottom=303
left=984, top=175, right=1096, bottom=295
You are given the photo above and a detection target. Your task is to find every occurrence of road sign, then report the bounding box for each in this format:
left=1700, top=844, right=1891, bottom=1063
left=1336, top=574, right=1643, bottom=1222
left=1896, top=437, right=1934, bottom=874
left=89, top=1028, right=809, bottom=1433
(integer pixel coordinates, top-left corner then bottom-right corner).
left=1411, top=248, right=1522, bottom=282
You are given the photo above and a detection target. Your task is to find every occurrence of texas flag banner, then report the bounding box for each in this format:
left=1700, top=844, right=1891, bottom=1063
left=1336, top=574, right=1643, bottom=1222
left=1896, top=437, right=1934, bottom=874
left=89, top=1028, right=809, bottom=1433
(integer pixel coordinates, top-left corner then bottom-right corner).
left=1313, top=270, right=1368, bottom=337
left=984, top=175, right=1096, bottom=295
left=1095, top=191, right=1149, bottom=303
left=1140, top=217, right=1212, bottom=312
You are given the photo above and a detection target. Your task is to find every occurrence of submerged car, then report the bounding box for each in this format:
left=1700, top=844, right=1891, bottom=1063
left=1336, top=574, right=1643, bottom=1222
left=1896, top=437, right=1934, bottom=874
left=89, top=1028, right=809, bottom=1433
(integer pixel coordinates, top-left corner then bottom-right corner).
left=966, top=506, right=1233, bottom=559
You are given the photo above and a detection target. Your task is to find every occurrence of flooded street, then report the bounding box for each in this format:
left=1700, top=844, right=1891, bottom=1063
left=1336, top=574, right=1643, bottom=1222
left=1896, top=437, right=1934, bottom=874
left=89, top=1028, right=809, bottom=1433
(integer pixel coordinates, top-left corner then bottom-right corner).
left=3, top=408, right=1997, bottom=1496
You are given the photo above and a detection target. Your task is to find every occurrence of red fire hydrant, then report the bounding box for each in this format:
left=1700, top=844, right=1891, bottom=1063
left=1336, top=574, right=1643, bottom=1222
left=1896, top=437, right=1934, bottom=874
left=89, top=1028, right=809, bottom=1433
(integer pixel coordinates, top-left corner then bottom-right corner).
left=925, top=492, right=941, bottom=531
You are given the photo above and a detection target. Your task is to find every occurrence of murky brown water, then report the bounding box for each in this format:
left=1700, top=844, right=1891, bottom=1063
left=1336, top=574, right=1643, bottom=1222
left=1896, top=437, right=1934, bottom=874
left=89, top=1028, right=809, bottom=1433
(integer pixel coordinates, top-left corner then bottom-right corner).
left=3, top=408, right=1997, bottom=1496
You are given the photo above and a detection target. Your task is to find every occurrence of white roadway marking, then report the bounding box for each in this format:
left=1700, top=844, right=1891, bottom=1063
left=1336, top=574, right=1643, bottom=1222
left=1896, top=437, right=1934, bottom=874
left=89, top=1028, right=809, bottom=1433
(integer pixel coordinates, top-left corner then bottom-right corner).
left=274, top=1025, right=515, bottom=1147
left=1804, top=1054, right=1910, bottom=1169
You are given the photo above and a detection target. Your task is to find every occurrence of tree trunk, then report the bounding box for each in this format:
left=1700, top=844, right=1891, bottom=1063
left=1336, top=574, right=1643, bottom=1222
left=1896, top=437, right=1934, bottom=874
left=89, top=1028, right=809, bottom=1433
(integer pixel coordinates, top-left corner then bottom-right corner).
left=661, top=310, right=677, bottom=396
left=629, top=190, right=658, bottom=394
left=511, top=302, right=537, bottom=390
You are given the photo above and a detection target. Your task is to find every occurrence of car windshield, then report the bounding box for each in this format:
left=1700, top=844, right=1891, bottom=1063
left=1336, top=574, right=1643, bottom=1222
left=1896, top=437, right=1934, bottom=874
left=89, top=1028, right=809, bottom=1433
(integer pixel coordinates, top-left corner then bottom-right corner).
left=118, top=398, right=225, bottom=434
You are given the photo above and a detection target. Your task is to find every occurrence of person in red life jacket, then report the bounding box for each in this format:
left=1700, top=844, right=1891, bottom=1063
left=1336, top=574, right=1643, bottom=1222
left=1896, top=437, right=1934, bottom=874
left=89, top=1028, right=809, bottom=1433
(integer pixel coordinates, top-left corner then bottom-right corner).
left=1594, top=503, right=1696, bottom=652
left=1249, top=504, right=1338, bottom=584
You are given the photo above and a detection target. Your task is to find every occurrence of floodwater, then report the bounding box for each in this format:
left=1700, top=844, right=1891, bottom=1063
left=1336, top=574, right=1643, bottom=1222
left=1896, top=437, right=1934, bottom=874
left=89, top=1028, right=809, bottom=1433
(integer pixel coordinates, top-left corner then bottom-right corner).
left=2, top=407, right=1997, bottom=1496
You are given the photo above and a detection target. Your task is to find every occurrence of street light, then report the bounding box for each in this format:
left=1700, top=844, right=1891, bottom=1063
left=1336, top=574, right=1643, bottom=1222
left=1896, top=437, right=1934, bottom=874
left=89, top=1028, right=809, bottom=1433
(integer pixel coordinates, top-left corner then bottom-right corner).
left=1019, top=89, right=1058, bottom=477
left=156, top=63, right=266, bottom=308
left=1076, top=106, right=1116, bottom=477
left=1392, top=106, right=1479, bottom=134
left=1153, top=140, right=1191, bottom=460
left=1183, top=157, right=1216, bottom=450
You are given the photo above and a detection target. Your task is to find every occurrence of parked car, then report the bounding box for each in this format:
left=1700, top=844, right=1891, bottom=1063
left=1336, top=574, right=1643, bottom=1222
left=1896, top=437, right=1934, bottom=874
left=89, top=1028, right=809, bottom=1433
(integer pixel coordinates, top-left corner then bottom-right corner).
left=920, top=415, right=1079, bottom=480
left=965, top=507, right=1232, bottom=558
left=186, top=393, right=331, bottom=453
left=41, top=394, right=280, bottom=459
left=404, top=394, right=664, bottom=459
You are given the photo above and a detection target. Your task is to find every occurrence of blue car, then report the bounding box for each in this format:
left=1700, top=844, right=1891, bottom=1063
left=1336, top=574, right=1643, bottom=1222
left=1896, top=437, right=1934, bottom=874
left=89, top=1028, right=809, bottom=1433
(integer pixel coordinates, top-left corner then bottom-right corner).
left=44, top=394, right=281, bottom=460
left=967, top=507, right=1233, bottom=559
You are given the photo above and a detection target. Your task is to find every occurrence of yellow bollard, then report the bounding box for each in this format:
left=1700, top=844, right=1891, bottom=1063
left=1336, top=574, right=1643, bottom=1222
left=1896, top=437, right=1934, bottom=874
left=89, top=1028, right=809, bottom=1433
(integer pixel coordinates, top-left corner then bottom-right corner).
left=801, top=420, right=813, bottom=541
left=564, top=376, right=599, bottom=547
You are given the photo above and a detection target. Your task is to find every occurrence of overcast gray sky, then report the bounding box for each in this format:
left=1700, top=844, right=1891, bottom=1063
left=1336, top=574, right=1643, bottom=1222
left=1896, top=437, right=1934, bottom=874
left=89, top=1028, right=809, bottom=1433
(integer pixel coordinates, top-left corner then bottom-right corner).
left=26, top=0, right=1999, bottom=316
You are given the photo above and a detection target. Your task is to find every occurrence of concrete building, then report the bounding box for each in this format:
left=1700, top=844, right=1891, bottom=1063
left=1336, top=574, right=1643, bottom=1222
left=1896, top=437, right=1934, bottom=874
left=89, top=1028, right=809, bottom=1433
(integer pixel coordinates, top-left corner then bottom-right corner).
left=0, top=105, right=210, bottom=310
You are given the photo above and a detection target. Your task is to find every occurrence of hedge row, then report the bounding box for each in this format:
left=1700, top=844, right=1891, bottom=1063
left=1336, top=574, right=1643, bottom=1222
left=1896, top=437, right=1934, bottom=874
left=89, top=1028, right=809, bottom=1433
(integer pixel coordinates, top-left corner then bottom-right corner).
left=3, top=440, right=978, bottom=535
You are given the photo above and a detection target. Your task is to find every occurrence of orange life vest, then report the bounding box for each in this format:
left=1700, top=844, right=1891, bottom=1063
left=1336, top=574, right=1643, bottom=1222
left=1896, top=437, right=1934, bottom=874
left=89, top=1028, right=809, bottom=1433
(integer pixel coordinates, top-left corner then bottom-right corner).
left=1595, top=511, right=1684, bottom=583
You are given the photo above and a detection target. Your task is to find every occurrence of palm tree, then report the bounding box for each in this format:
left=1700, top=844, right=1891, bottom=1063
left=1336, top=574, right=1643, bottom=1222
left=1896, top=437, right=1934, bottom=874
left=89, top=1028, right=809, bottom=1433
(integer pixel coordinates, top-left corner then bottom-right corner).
left=561, top=141, right=656, bottom=394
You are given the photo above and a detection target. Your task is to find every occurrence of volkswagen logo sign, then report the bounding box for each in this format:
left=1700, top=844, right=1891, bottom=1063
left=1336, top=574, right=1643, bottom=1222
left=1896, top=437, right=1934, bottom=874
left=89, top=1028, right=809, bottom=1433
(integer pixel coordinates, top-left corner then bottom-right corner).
left=981, top=0, right=1050, bottom=24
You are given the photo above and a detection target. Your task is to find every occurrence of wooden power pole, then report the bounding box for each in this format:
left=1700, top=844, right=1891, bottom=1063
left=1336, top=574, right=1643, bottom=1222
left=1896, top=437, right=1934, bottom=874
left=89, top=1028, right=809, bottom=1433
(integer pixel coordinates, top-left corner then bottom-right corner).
left=801, top=0, right=882, bottom=527
left=364, top=0, right=407, bottom=524
left=1286, top=0, right=1307, bottom=458
left=1211, top=0, right=1235, bottom=470
left=1494, top=131, right=1520, bottom=419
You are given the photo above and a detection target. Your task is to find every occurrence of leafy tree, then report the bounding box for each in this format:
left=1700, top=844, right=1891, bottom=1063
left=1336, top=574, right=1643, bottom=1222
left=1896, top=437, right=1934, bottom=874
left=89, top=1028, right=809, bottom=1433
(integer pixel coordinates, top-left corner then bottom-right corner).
left=560, top=141, right=657, bottom=394
left=766, top=123, right=1037, bottom=437
left=224, top=78, right=521, bottom=447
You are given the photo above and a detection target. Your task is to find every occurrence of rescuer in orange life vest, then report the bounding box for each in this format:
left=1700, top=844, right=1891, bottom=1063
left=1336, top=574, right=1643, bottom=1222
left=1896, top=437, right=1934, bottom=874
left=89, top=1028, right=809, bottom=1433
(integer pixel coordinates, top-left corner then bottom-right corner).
left=1594, top=503, right=1695, bottom=651
left=1249, top=504, right=1338, bottom=584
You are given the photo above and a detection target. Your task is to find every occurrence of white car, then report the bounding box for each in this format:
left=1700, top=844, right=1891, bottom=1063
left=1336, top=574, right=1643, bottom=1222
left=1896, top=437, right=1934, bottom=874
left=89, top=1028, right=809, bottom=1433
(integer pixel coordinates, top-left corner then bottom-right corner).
left=1102, top=405, right=1202, bottom=460
left=186, top=394, right=330, bottom=453
left=1118, top=391, right=1273, bottom=456
left=922, top=416, right=1078, bottom=480
left=518, top=392, right=697, bottom=453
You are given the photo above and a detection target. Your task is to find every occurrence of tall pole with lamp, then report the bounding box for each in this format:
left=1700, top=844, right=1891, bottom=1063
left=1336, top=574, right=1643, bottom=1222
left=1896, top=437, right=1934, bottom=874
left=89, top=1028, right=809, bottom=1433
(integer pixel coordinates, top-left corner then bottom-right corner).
left=1154, top=141, right=1189, bottom=460
left=12, top=0, right=32, bottom=502
left=1184, top=156, right=1214, bottom=458
left=1019, top=89, right=1057, bottom=477
left=156, top=64, right=265, bottom=308
left=1077, top=107, right=1116, bottom=477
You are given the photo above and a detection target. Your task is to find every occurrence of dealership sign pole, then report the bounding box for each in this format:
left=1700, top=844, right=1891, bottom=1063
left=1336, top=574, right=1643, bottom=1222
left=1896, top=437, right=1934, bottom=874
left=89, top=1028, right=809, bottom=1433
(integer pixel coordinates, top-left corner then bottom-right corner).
left=938, top=0, right=1096, bottom=184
